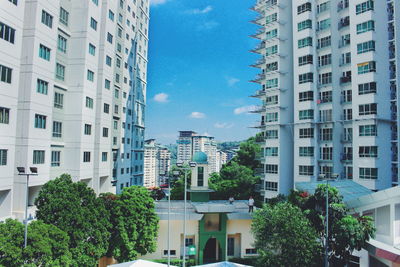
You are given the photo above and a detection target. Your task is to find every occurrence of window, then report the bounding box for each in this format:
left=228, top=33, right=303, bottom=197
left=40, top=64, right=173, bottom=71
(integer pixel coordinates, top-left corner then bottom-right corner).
left=52, top=121, right=62, bottom=137
left=87, top=70, right=94, bottom=81
left=84, top=124, right=92, bottom=135
left=359, top=146, right=378, bottom=158
left=297, top=3, right=311, bottom=14
left=104, top=103, right=110, bottom=113
left=266, top=164, right=278, bottom=174
left=107, top=33, right=113, bottom=43
left=265, top=147, right=278, bottom=157
left=357, top=20, right=375, bottom=34
left=86, top=97, right=93, bottom=109
left=39, top=44, right=51, bottom=61
left=298, top=37, right=312, bottom=48
left=266, top=29, right=277, bottom=40
left=319, top=128, right=333, bottom=141
left=359, top=168, right=377, bottom=180
left=83, top=152, right=91, bottom=162
left=359, top=103, right=377, bottom=115
left=102, top=127, right=109, bottom=137
left=359, top=82, right=376, bottom=95
left=359, top=125, right=377, bottom=136
left=57, top=35, right=67, bottom=53
left=114, top=105, right=119, bottom=114
left=320, top=147, right=333, bottom=160
left=88, top=43, right=96, bottom=55
left=298, top=20, right=312, bottom=31
left=266, top=78, right=278, bottom=89
left=299, top=109, right=314, bottom=120
left=265, top=181, right=278, bottom=191
left=0, top=150, right=7, bottom=166
left=357, top=41, right=375, bottom=54
left=114, top=89, right=120, bottom=98
left=0, top=107, right=10, bottom=124
left=0, top=22, right=16, bottom=44
left=266, top=13, right=277, bottom=24
left=299, top=165, right=313, bottom=176
left=228, top=237, right=235, bottom=256
left=113, top=120, right=118, bottom=130
left=339, top=34, right=350, bottom=47
left=356, top=0, right=374, bottom=15
left=34, top=114, right=46, bottom=129
left=299, top=128, right=314, bottom=138
left=245, top=249, right=257, bottom=255
left=33, top=150, right=45, bottom=164
left=0, top=64, right=12, bottom=84
left=51, top=151, right=60, bottom=167
left=317, top=19, right=330, bottom=31
left=59, top=8, right=69, bottom=26
left=109, top=10, right=115, bottom=21
left=36, top=79, right=48, bottom=95
left=358, top=61, right=376, bottom=74
left=317, top=2, right=330, bottom=13
left=299, top=147, right=314, bottom=157
left=265, top=112, right=278, bottom=122
left=8, top=0, right=17, bottom=5
left=54, top=92, right=64, bottom=109
left=299, top=91, right=313, bottom=102
left=319, top=91, right=332, bottom=103
left=299, top=72, right=313, bottom=84
left=198, top=166, right=204, bottom=186
left=266, top=95, right=278, bottom=105
left=55, top=63, right=65, bottom=80
left=318, top=36, right=331, bottom=49
left=266, top=130, right=278, bottom=139
left=90, top=17, right=97, bottom=30
left=163, top=250, right=176, bottom=256
left=266, top=45, right=278, bottom=56
left=102, top=152, right=108, bottom=162
left=299, top=55, right=313, bottom=66
left=41, top=10, right=53, bottom=28
left=106, top=56, right=112, bottom=66
left=266, top=62, right=278, bottom=73
left=340, top=52, right=351, bottom=66
left=105, top=79, right=111, bottom=89
left=319, top=72, right=332, bottom=85
left=92, top=0, right=98, bottom=5
left=318, top=54, right=331, bottom=67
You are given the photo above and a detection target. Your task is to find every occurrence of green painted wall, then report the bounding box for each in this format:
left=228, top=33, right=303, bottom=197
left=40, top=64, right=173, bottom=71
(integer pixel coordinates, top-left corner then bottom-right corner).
left=198, top=214, right=227, bottom=265
left=190, top=192, right=210, bottom=202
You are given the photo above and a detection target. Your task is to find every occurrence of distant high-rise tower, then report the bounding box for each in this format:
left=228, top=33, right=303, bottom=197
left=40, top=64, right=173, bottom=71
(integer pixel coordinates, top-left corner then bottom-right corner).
left=0, top=0, right=150, bottom=219
left=250, top=0, right=399, bottom=200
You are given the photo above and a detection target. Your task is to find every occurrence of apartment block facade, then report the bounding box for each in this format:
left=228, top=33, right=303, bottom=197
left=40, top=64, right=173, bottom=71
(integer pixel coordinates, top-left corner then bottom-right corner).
left=251, top=0, right=399, bottom=200
left=143, top=139, right=171, bottom=188
left=0, top=0, right=149, bottom=220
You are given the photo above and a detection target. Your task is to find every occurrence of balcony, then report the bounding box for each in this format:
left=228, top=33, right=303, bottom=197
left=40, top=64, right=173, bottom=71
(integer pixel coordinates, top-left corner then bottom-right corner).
left=250, top=15, right=265, bottom=26
left=340, top=76, right=352, bottom=84
left=250, top=73, right=266, bottom=84
left=250, top=89, right=266, bottom=98
left=341, top=134, right=352, bottom=143
left=250, top=28, right=264, bottom=40
left=340, top=153, right=353, bottom=162
left=250, top=42, right=266, bottom=54
left=250, top=105, right=265, bottom=113
left=318, top=97, right=332, bottom=104
left=337, top=0, right=349, bottom=12
left=338, top=17, right=350, bottom=30
left=250, top=58, right=266, bottom=68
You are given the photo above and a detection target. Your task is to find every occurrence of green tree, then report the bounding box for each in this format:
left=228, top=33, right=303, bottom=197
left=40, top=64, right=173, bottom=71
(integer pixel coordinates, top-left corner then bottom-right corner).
left=209, top=161, right=260, bottom=202
left=169, top=165, right=191, bottom=200
left=100, top=186, right=159, bottom=262
left=231, top=136, right=261, bottom=171
left=301, top=184, right=375, bottom=265
left=0, top=219, right=72, bottom=267
left=35, top=174, right=111, bottom=266
left=251, top=202, right=321, bottom=267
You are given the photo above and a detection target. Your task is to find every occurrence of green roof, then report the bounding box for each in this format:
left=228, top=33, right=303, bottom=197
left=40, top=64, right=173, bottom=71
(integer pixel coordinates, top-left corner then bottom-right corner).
left=192, top=151, right=208, bottom=164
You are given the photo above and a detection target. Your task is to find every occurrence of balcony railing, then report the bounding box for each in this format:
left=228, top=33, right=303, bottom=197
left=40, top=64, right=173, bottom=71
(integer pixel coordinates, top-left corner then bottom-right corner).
left=340, top=76, right=352, bottom=84
left=250, top=73, right=266, bottom=83
left=250, top=42, right=266, bottom=54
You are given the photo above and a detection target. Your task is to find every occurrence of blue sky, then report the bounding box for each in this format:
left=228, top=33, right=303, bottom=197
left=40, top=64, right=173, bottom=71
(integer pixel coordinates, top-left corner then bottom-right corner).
left=146, top=0, right=260, bottom=145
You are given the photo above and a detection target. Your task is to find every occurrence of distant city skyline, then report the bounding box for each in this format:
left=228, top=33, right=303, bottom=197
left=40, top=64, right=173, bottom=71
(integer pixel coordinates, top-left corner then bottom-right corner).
left=146, top=0, right=259, bottom=145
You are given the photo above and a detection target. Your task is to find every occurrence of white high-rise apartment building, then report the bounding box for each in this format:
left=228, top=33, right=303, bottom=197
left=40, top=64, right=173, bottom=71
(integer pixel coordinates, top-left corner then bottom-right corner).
left=0, top=0, right=149, bottom=220
left=177, top=131, right=218, bottom=173
left=251, top=0, right=399, bottom=200
left=144, top=139, right=171, bottom=187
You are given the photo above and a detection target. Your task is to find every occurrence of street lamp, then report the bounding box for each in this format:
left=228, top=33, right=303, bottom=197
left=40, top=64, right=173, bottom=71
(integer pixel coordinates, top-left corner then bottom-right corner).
left=17, top=167, right=38, bottom=248
left=319, top=172, right=339, bottom=267
left=175, top=161, right=196, bottom=267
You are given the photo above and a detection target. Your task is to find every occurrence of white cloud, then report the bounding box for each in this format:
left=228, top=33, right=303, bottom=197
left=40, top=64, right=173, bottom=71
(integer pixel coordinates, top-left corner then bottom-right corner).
left=214, top=122, right=234, bottom=129
left=150, top=0, right=168, bottom=6
left=185, top=5, right=213, bottom=15
left=189, top=112, right=206, bottom=119
left=153, top=93, right=169, bottom=103
left=234, top=105, right=257, bottom=115
left=226, top=77, right=240, bottom=87
left=197, top=21, right=219, bottom=31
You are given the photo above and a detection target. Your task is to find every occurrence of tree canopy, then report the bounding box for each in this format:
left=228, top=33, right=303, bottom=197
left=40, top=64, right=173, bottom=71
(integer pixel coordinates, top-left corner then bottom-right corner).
left=34, top=174, right=111, bottom=266
left=0, top=219, right=72, bottom=266
left=100, top=186, right=159, bottom=262
left=231, top=136, right=261, bottom=171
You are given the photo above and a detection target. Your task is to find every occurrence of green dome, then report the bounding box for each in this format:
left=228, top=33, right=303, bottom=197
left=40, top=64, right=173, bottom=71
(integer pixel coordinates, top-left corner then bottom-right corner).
left=192, top=151, right=208, bottom=164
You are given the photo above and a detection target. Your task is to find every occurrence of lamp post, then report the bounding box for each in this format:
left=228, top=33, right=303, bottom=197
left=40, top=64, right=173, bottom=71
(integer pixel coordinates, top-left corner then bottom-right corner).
left=175, top=161, right=196, bottom=267
left=319, top=172, right=339, bottom=267
left=17, top=167, right=38, bottom=248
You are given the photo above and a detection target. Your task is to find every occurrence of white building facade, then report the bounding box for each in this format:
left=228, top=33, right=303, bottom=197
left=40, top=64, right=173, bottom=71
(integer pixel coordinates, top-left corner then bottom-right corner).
left=0, top=0, right=149, bottom=220
left=251, top=0, right=400, bottom=200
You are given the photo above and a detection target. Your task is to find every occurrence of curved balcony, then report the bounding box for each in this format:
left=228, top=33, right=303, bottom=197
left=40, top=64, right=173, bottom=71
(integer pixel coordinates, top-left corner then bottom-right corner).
left=250, top=58, right=266, bottom=69
left=250, top=89, right=266, bottom=98
left=250, top=15, right=265, bottom=26
left=250, top=28, right=265, bottom=40
left=250, top=73, right=265, bottom=84
left=250, top=42, right=266, bottom=54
